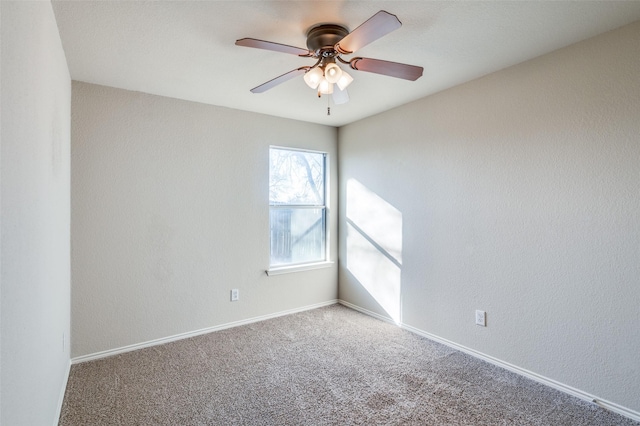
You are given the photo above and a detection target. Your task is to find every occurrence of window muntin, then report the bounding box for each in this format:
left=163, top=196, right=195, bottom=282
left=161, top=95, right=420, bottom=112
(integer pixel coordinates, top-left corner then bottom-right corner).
left=269, top=147, right=327, bottom=267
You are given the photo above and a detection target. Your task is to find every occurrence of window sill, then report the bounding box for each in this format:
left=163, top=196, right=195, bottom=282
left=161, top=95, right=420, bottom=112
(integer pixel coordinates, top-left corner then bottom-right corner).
left=266, top=261, right=334, bottom=276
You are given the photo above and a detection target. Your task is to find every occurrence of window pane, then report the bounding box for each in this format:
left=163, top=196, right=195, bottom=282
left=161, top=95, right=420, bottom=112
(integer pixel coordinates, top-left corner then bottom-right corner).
left=269, top=149, right=325, bottom=205
left=270, top=208, right=326, bottom=266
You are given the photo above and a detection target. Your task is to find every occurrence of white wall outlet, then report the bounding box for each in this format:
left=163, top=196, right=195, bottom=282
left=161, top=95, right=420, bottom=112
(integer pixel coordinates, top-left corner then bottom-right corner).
left=230, top=289, right=239, bottom=301
left=475, top=310, right=486, bottom=326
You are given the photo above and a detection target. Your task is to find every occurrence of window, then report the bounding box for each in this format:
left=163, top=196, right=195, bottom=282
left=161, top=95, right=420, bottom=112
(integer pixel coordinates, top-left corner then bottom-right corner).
left=269, top=147, right=327, bottom=269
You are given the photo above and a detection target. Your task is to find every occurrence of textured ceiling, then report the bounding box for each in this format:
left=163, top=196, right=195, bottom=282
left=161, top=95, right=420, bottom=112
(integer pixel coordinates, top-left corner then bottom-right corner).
left=52, top=1, right=640, bottom=127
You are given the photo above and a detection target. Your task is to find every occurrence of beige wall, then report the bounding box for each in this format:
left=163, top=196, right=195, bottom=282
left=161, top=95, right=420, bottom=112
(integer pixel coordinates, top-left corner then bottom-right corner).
left=71, top=82, right=338, bottom=357
left=338, top=21, right=640, bottom=413
left=1, top=1, right=72, bottom=424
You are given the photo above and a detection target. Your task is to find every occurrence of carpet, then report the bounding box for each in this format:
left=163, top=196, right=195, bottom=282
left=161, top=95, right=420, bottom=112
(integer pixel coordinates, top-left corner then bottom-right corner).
left=59, top=304, right=637, bottom=425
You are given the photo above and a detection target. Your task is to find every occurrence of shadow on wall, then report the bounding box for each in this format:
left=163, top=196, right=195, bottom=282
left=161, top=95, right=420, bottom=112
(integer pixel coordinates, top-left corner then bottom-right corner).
left=345, top=179, right=403, bottom=324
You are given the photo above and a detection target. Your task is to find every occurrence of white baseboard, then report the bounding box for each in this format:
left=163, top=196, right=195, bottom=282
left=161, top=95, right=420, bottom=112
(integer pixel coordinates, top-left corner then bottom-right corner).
left=338, top=299, right=398, bottom=325
left=54, top=359, right=71, bottom=426
left=338, top=299, right=640, bottom=423
left=72, top=299, right=338, bottom=365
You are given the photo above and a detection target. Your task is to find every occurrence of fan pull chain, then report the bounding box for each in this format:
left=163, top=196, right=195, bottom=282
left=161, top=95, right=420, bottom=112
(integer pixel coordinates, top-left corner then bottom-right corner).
left=327, top=93, right=331, bottom=116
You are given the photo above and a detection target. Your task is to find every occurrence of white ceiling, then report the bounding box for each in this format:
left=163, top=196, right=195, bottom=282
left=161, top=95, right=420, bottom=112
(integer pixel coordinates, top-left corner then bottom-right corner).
left=52, top=1, right=640, bottom=127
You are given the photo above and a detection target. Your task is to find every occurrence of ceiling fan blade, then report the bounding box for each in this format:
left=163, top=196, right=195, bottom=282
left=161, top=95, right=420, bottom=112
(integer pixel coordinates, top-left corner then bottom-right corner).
left=335, top=10, right=402, bottom=55
left=236, top=38, right=311, bottom=57
left=250, top=67, right=310, bottom=93
left=332, top=87, right=349, bottom=105
left=349, top=57, right=423, bottom=81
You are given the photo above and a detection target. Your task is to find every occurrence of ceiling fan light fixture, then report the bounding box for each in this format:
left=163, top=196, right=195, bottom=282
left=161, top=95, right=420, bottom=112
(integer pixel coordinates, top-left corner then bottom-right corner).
left=336, top=70, right=354, bottom=91
left=324, top=62, right=342, bottom=84
left=318, top=78, right=333, bottom=95
left=237, top=10, right=424, bottom=111
left=304, top=67, right=323, bottom=89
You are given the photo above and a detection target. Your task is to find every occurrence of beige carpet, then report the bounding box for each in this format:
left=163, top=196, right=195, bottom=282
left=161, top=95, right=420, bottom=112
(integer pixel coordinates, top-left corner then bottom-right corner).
left=59, top=304, right=637, bottom=425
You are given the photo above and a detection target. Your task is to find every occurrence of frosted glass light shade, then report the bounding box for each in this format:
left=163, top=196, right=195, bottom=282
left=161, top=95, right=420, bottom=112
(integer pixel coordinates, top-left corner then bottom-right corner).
left=304, top=67, right=324, bottom=89
left=324, top=63, right=342, bottom=84
left=336, top=71, right=354, bottom=91
left=318, top=78, right=334, bottom=95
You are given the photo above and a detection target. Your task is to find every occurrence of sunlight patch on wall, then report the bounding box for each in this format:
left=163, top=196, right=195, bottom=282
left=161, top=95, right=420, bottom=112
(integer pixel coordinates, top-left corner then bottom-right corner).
left=346, top=179, right=403, bottom=323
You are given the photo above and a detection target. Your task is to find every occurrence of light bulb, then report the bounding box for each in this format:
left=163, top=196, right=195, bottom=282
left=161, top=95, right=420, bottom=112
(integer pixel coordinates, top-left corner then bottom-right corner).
left=336, top=71, right=354, bottom=91
left=304, top=67, right=323, bottom=89
left=318, top=78, right=334, bottom=95
left=324, top=63, right=342, bottom=84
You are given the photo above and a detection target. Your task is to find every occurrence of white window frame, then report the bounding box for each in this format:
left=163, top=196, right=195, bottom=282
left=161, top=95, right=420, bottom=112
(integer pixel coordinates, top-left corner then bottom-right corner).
left=266, top=146, right=332, bottom=275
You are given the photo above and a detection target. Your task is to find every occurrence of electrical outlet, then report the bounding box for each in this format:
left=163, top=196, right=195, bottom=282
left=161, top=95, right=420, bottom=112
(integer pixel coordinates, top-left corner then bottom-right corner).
left=475, top=310, right=486, bottom=326
left=230, top=289, right=239, bottom=301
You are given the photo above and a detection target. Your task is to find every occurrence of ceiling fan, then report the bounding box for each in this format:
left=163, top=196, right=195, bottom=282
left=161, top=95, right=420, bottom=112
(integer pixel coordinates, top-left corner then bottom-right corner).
left=235, top=10, right=423, bottom=110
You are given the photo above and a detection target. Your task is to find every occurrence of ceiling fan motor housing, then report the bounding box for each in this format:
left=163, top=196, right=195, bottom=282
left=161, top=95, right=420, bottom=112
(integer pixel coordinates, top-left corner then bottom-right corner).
left=306, top=24, right=349, bottom=55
